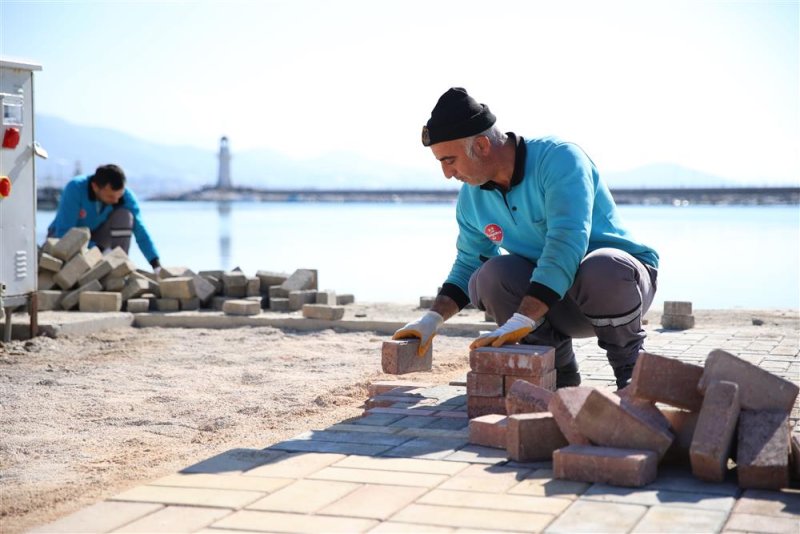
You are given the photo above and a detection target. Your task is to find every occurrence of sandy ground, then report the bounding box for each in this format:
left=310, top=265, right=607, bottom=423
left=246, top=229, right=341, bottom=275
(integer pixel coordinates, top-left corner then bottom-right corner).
left=1, top=304, right=797, bottom=533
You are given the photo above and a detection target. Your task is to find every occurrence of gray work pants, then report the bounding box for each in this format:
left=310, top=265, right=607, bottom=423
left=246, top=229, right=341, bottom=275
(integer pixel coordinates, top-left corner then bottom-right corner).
left=91, top=208, right=134, bottom=254
left=467, top=249, right=658, bottom=372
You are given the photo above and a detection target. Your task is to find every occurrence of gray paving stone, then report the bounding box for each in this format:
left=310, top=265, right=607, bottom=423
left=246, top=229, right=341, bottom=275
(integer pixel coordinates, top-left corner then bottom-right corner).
left=443, top=444, right=508, bottom=464
left=581, top=483, right=737, bottom=512
left=289, top=429, right=411, bottom=447
left=181, top=448, right=287, bottom=475
left=382, top=437, right=468, bottom=460
left=545, top=500, right=647, bottom=533
left=268, top=439, right=393, bottom=456
left=631, top=505, right=728, bottom=533
left=648, top=467, right=741, bottom=497
left=353, top=413, right=405, bottom=426
left=113, top=504, right=231, bottom=532
left=389, top=416, right=440, bottom=429
left=29, top=501, right=162, bottom=533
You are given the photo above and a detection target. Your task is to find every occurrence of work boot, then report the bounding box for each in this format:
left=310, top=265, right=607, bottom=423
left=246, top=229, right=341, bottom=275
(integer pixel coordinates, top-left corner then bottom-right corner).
left=614, top=363, right=636, bottom=390
left=556, top=359, right=582, bottom=389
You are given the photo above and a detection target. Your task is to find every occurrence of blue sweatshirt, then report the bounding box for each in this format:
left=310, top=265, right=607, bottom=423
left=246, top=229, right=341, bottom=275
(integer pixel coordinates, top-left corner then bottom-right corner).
left=48, top=175, right=160, bottom=264
left=442, top=135, right=658, bottom=308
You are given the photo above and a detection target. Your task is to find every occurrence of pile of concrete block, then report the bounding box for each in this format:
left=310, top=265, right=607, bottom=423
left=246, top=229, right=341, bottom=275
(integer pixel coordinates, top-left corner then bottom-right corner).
left=466, top=345, right=556, bottom=419
left=469, top=347, right=799, bottom=489
left=36, top=228, right=355, bottom=318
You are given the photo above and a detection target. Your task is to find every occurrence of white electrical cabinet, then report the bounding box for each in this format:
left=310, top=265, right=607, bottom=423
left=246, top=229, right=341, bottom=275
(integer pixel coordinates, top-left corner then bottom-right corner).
left=0, top=58, right=43, bottom=341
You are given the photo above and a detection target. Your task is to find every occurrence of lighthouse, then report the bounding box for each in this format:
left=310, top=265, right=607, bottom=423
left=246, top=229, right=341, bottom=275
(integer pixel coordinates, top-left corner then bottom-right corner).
left=217, top=136, right=232, bottom=190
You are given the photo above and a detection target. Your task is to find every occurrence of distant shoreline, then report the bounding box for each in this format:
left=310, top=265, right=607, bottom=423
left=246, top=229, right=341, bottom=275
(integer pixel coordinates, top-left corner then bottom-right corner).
left=146, top=185, right=800, bottom=206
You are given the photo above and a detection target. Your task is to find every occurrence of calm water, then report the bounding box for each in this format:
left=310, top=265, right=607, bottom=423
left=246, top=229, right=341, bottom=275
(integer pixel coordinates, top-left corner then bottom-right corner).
left=36, top=202, right=800, bottom=309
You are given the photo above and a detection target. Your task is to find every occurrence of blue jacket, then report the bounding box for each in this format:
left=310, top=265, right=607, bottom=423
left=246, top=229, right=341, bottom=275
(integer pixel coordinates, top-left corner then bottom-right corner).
left=443, top=135, right=658, bottom=308
left=48, top=175, right=159, bottom=264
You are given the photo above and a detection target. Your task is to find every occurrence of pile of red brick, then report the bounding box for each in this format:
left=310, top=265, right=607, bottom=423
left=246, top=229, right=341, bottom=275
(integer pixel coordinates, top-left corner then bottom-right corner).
left=470, top=347, right=799, bottom=489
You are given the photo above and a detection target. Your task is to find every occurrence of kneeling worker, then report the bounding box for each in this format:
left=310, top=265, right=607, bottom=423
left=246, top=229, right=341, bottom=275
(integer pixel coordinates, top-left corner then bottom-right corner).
left=47, top=164, right=161, bottom=272
left=393, top=88, right=659, bottom=389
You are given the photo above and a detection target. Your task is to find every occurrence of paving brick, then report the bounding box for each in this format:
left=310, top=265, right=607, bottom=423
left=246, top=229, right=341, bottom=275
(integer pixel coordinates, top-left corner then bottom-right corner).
left=308, top=465, right=449, bottom=487
left=469, top=414, right=508, bottom=449
left=288, top=289, right=317, bottom=310
left=41, top=237, right=59, bottom=256
left=29, top=501, right=162, bottom=533
left=269, top=285, right=289, bottom=298
left=79, top=291, right=122, bottom=312
left=151, top=473, right=293, bottom=493
left=158, top=266, right=190, bottom=278
left=418, top=487, right=571, bottom=515
left=36, top=290, right=64, bottom=311
left=202, top=274, right=222, bottom=294
left=159, top=276, right=196, bottom=299
left=507, top=412, right=567, bottom=462
left=548, top=386, right=592, bottom=445
left=724, top=512, right=800, bottom=534
left=469, top=345, right=555, bottom=376
left=506, top=379, right=553, bottom=415
left=508, top=469, right=591, bottom=498
left=280, top=268, right=317, bottom=292
left=576, top=388, right=674, bottom=459
left=661, top=313, right=695, bottom=330
left=553, top=445, right=658, bottom=487
left=316, top=289, right=337, bottom=305
left=699, top=349, right=799, bottom=411
left=615, top=387, right=671, bottom=431
left=319, top=483, right=428, bottom=519
left=664, top=301, right=693, bottom=315
left=77, top=257, right=116, bottom=287
left=111, top=485, right=263, bottom=508
left=222, top=271, right=248, bottom=297
left=245, top=276, right=260, bottom=297
left=792, top=433, right=800, bottom=481
left=242, top=451, right=344, bottom=478
left=54, top=247, right=102, bottom=289
left=629, top=351, right=704, bottom=411
left=103, top=275, right=126, bottom=291
left=114, top=504, right=230, bottom=533
left=180, top=297, right=200, bottom=310
left=382, top=339, right=433, bottom=375
left=632, top=505, right=727, bottom=533
left=737, top=410, right=790, bottom=490
left=368, top=380, right=434, bottom=397
left=332, top=455, right=468, bottom=475
left=733, top=488, right=800, bottom=518
left=245, top=478, right=359, bottom=513
left=390, top=503, right=554, bottom=531
left=302, top=304, right=345, bottom=320
left=691, top=380, right=740, bottom=482
left=51, top=226, right=90, bottom=261
left=268, top=297, right=290, bottom=311
left=154, top=298, right=180, bottom=312
left=61, top=279, right=103, bottom=310
left=467, top=371, right=504, bottom=397
left=126, top=298, right=150, bottom=313
left=256, top=270, right=288, bottom=291
left=213, top=510, right=377, bottom=533
left=660, top=407, right=699, bottom=466
left=38, top=252, right=63, bottom=272
left=223, top=299, right=261, bottom=316
left=121, top=276, right=150, bottom=301
left=182, top=448, right=287, bottom=475
left=540, top=368, right=557, bottom=391
left=439, top=463, right=532, bottom=493
left=467, top=395, right=506, bottom=418
left=544, top=500, right=647, bottom=533
left=109, top=258, right=136, bottom=278
left=336, top=293, right=355, bottom=305
left=38, top=270, right=55, bottom=290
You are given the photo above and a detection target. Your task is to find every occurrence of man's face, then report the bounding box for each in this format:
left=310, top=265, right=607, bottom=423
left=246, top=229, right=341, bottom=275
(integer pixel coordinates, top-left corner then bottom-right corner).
left=92, top=182, right=125, bottom=205
left=430, top=138, right=490, bottom=187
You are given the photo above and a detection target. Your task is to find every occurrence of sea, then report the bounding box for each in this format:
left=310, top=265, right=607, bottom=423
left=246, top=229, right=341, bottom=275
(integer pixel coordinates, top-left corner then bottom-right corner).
left=36, top=202, right=800, bottom=310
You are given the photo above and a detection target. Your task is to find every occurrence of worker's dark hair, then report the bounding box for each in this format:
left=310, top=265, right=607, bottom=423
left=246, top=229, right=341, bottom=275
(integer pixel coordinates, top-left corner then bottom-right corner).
left=91, top=164, right=126, bottom=190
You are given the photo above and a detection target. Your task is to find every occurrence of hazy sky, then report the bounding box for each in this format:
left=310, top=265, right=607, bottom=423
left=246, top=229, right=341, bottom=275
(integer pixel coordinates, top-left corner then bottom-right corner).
left=1, top=0, right=798, bottom=184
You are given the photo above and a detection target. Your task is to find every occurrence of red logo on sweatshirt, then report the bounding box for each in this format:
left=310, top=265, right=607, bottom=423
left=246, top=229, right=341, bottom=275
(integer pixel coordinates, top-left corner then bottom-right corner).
left=78, top=208, right=87, bottom=219
left=484, top=223, right=503, bottom=243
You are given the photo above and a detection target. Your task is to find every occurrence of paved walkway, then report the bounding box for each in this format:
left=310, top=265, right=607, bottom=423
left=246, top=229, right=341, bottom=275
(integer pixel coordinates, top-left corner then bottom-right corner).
left=32, top=322, right=799, bottom=533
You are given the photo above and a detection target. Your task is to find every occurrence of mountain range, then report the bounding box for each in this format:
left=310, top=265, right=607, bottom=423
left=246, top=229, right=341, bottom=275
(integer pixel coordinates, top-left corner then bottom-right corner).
left=34, top=114, right=738, bottom=198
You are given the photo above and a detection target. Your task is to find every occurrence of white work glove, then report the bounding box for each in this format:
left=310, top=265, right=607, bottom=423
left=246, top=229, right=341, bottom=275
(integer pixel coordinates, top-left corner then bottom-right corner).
left=392, top=310, right=444, bottom=356
left=470, top=312, right=540, bottom=350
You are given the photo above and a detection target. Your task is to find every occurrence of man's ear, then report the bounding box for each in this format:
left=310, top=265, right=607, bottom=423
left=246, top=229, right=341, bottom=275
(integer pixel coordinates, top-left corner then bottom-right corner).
left=475, top=135, right=492, bottom=156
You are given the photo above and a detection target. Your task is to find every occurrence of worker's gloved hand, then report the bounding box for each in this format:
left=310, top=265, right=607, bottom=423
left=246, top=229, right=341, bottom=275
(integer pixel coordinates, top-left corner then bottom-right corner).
left=392, top=310, right=444, bottom=356
left=469, top=313, right=539, bottom=349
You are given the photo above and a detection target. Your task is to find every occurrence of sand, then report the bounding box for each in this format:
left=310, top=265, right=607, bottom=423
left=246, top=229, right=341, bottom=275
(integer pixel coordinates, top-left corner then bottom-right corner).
left=0, top=305, right=797, bottom=533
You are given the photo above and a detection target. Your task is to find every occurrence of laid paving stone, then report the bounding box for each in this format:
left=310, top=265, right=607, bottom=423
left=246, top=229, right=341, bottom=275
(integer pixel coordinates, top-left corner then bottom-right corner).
left=581, top=483, right=737, bottom=512
left=422, top=417, right=468, bottom=431
left=268, top=439, right=392, bottom=456
left=246, top=479, right=360, bottom=513
left=699, top=349, right=800, bottom=411
left=466, top=371, right=504, bottom=397
left=110, top=485, right=264, bottom=509
left=544, top=500, right=647, bottom=533
left=443, top=444, right=509, bottom=464
left=212, top=510, right=377, bottom=533
left=288, top=429, right=411, bottom=447
left=391, top=503, right=554, bottom=532
left=646, top=467, right=740, bottom=497
left=737, top=409, right=791, bottom=489
left=353, top=413, right=405, bottom=426
left=181, top=448, right=287, bottom=475
left=326, top=423, right=403, bottom=435
left=381, top=437, right=468, bottom=460
left=308, top=465, right=449, bottom=488
left=438, top=463, right=531, bottom=493
left=733, top=488, right=800, bottom=518
left=396, top=427, right=468, bottom=440
left=114, top=504, right=230, bottom=533
left=508, top=469, right=591, bottom=499
left=419, top=488, right=572, bottom=515
left=368, top=380, right=434, bottom=397
left=631, top=505, right=728, bottom=534
left=29, top=501, right=162, bottom=533
left=242, top=452, right=344, bottom=478
left=318, top=483, right=428, bottom=520
left=150, top=473, right=293, bottom=493
left=332, top=455, right=468, bottom=475
left=724, top=512, right=800, bottom=534
left=388, top=415, right=441, bottom=429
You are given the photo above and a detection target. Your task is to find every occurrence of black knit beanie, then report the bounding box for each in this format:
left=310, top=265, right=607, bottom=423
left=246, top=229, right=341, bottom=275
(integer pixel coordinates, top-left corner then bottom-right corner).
left=422, top=87, right=497, bottom=146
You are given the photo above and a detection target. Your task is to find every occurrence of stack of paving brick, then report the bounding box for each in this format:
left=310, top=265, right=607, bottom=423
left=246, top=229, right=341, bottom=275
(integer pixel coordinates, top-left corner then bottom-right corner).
left=469, top=347, right=799, bottom=490
left=466, top=345, right=556, bottom=418
left=37, top=227, right=147, bottom=312
left=661, top=300, right=695, bottom=330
